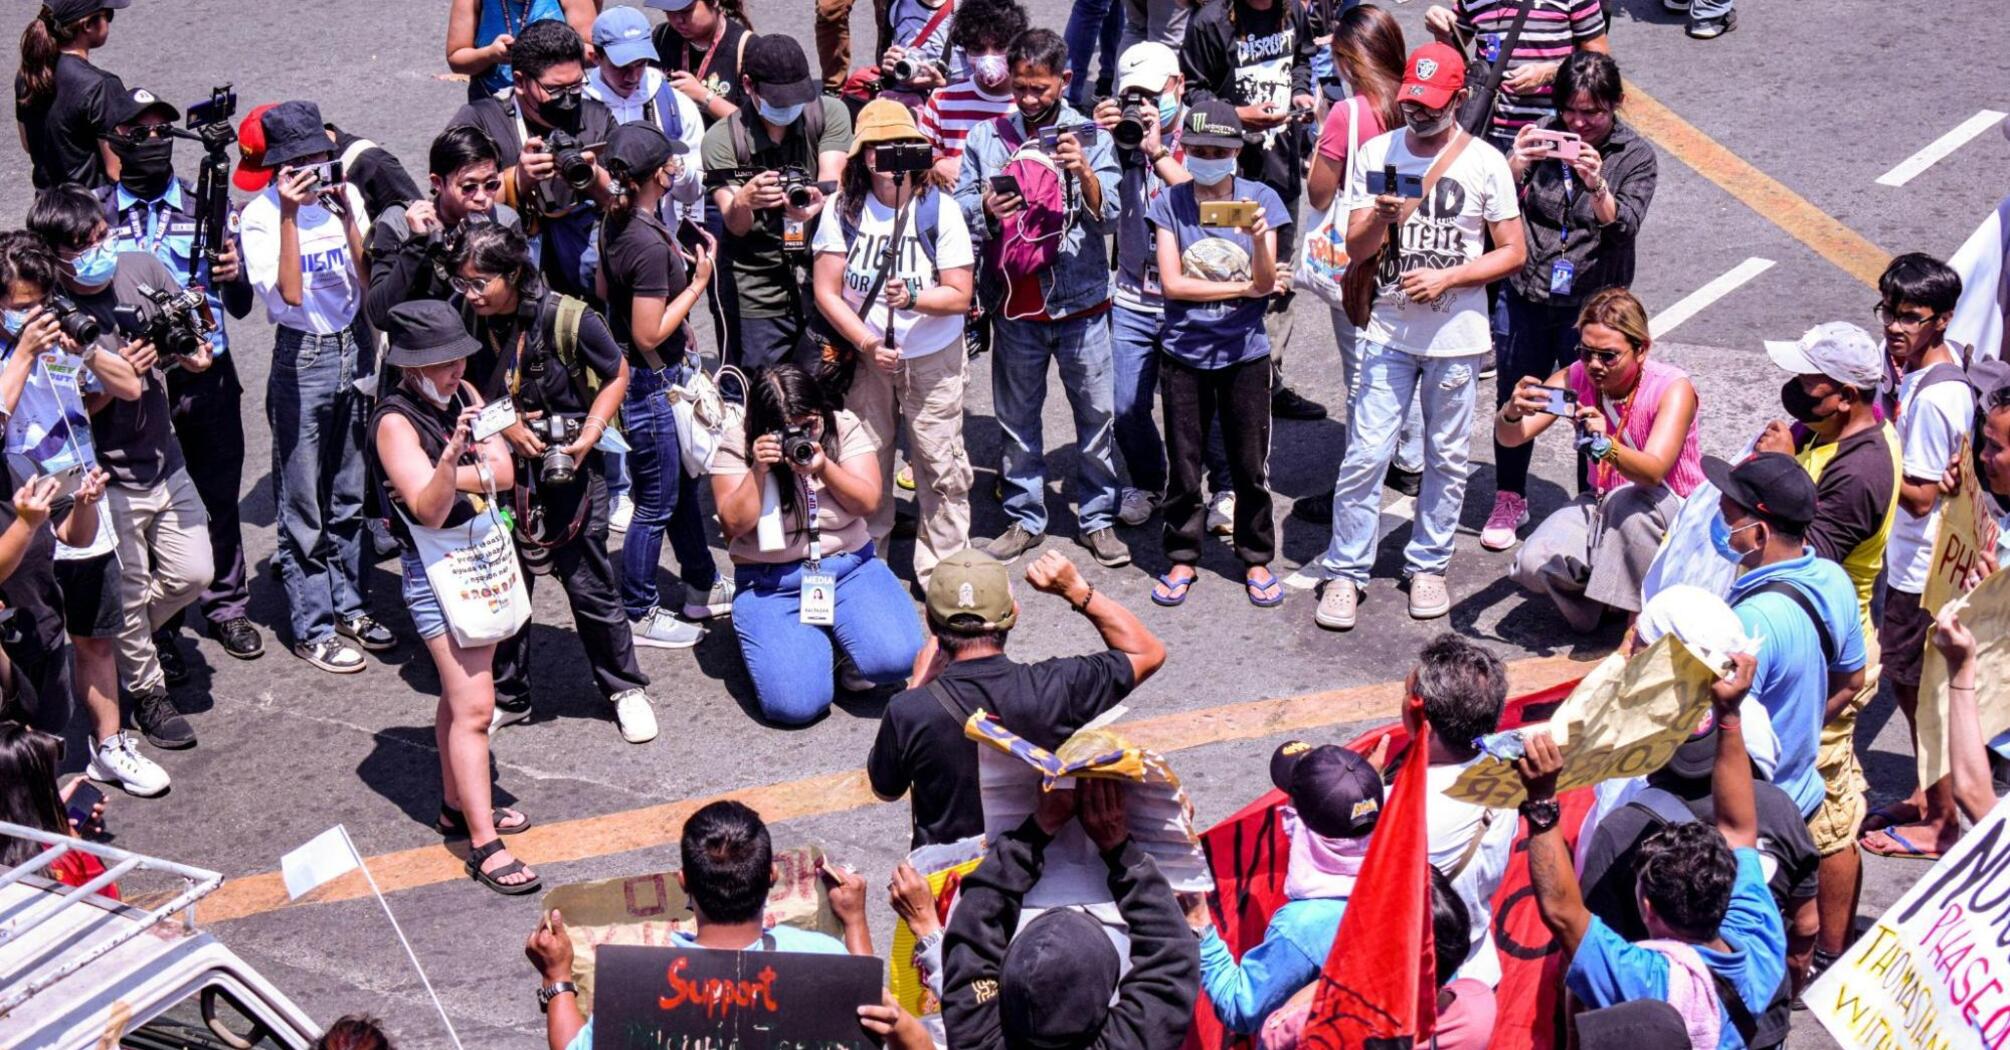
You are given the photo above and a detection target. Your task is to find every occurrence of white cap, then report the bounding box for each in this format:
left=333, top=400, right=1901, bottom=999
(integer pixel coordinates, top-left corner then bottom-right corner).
left=1764, top=321, right=1886, bottom=392
left=1116, top=42, right=1180, bottom=94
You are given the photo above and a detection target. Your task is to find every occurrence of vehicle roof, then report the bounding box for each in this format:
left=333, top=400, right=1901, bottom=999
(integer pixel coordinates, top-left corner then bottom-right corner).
left=0, top=875, right=215, bottom=1036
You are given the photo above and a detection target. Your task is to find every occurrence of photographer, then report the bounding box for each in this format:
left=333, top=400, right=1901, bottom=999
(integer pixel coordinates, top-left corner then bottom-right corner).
left=238, top=100, right=392, bottom=675
left=449, top=222, right=661, bottom=744
left=585, top=7, right=705, bottom=228
left=448, top=18, right=616, bottom=302
left=708, top=363, right=923, bottom=726
left=365, top=126, right=522, bottom=326
left=649, top=0, right=752, bottom=127
left=96, top=88, right=264, bottom=666
left=812, top=101, right=975, bottom=590
left=701, top=35, right=852, bottom=370
left=15, top=0, right=126, bottom=190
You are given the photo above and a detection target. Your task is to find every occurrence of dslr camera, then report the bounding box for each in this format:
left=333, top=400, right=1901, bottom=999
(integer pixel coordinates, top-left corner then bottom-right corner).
left=46, top=294, right=102, bottom=346
left=1113, top=93, right=1153, bottom=150
left=778, top=424, right=818, bottom=468
left=528, top=414, right=586, bottom=485
left=1037, top=123, right=1099, bottom=152
left=112, top=284, right=214, bottom=359
left=541, top=130, right=598, bottom=192
left=776, top=166, right=817, bottom=209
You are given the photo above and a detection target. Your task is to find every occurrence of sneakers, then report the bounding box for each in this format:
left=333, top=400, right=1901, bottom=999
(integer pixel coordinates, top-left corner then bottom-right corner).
left=1207, top=492, right=1236, bottom=536
left=153, top=629, right=189, bottom=686
left=295, top=635, right=366, bottom=674
left=1315, top=580, right=1359, bottom=631
left=1480, top=492, right=1531, bottom=552
left=611, top=689, right=659, bottom=744
left=213, top=615, right=264, bottom=660
left=1687, top=11, right=1735, bottom=37
left=489, top=701, right=533, bottom=732
left=983, top=523, right=1043, bottom=561
left=1662, top=0, right=1689, bottom=8
left=89, top=732, right=170, bottom=797
left=134, top=689, right=196, bottom=750
left=1271, top=386, right=1329, bottom=421
left=1385, top=466, right=1422, bottom=498
left=682, top=579, right=736, bottom=620
left=1079, top=527, right=1132, bottom=568
left=1408, top=573, right=1452, bottom=619
left=630, top=607, right=704, bottom=649
left=609, top=492, right=635, bottom=534
left=895, top=463, right=916, bottom=491
left=337, top=614, right=397, bottom=652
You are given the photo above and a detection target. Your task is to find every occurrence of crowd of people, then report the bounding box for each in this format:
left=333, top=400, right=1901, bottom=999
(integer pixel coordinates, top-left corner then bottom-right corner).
left=3, top=0, right=2007, bottom=1047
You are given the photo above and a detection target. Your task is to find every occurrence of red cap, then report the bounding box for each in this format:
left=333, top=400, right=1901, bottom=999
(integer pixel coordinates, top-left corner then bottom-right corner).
left=1400, top=43, right=1468, bottom=111
left=233, top=103, right=279, bottom=193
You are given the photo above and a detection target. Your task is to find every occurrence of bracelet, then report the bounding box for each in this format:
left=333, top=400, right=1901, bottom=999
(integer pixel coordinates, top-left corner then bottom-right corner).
left=1071, top=582, right=1096, bottom=612
left=583, top=415, right=609, bottom=434
left=1501, top=407, right=1524, bottom=424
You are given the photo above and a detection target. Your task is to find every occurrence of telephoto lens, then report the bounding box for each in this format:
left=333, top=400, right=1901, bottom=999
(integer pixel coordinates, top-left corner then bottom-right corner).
left=1114, top=97, right=1147, bottom=150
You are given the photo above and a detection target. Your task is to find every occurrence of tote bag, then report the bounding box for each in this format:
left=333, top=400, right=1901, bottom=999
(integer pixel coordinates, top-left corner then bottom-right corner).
left=1294, top=97, right=1363, bottom=308
left=668, top=363, right=749, bottom=478
left=402, top=489, right=532, bottom=649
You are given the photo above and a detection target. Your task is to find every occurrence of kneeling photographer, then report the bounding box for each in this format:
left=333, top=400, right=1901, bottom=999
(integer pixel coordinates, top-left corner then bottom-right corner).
left=449, top=222, right=661, bottom=745
left=365, top=125, right=522, bottom=326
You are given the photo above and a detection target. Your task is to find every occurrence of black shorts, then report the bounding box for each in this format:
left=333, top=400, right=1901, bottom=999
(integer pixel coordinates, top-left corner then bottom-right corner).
left=1878, top=587, right=1932, bottom=688
left=53, top=551, right=122, bottom=640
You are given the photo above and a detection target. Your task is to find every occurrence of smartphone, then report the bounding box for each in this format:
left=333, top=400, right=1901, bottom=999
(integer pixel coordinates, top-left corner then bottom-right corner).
left=1537, top=384, right=1578, bottom=416
left=185, top=86, right=236, bottom=129
left=471, top=399, right=520, bottom=442
left=66, top=779, right=105, bottom=832
left=1365, top=170, right=1425, bottom=199
left=295, top=159, right=345, bottom=187
left=873, top=141, right=933, bottom=174
left=988, top=174, right=1022, bottom=198
left=1198, top=200, right=1261, bottom=228
left=1527, top=129, right=1582, bottom=161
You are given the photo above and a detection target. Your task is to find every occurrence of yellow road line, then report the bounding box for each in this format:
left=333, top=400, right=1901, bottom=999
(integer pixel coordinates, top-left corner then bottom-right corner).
left=1622, top=79, right=1888, bottom=289
left=202, top=652, right=1593, bottom=924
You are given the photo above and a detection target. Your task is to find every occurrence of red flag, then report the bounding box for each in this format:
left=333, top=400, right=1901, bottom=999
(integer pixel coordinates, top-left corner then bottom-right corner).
left=1301, top=720, right=1436, bottom=1050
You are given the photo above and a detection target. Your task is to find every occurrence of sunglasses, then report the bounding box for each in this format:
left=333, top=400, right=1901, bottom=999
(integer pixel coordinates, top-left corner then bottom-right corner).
left=1577, top=344, right=1627, bottom=366
left=106, top=125, right=173, bottom=145
left=452, top=177, right=505, bottom=196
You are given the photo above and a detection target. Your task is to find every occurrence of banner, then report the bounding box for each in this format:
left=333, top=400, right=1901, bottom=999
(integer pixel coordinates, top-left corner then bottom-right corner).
left=888, top=837, right=986, bottom=1016
left=591, top=944, right=882, bottom=1050
left=1806, top=792, right=2010, bottom=1050
left=1916, top=568, right=2010, bottom=790
left=1924, top=437, right=1989, bottom=616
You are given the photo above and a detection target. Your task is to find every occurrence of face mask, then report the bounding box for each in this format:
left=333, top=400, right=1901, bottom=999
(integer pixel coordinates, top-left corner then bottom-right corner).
left=1709, top=512, right=1761, bottom=568
left=412, top=372, right=456, bottom=409
left=69, top=242, right=116, bottom=287
left=1, top=308, right=27, bottom=338
left=1780, top=378, right=1836, bottom=426
left=1186, top=155, right=1236, bottom=185
left=1405, top=106, right=1456, bottom=137
left=113, top=138, right=176, bottom=200
left=1022, top=95, right=1060, bottom=126
left=1157, top=95, right=1180, bottom=130
left=540, top=86, right=584, bottom=131
left=754, top=98, right=805, bottom=127
left=971, top=53, right=1009, bottom=85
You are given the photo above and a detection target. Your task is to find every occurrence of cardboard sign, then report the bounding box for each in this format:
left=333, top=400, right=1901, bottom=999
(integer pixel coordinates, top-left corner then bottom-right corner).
left=1924, top=437, right=1990, bottom=616
left=1807, top=792, right=2010, bottom=1050
left=591, top=944, right=882, bottom=1050
left=888, top=837, right=986, bottom=1016
left=1916, top=568, right=2010, bottom=790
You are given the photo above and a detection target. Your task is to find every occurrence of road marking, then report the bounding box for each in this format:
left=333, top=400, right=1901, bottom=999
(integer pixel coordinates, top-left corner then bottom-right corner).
left=1621, top=80, right=1888, bottom=288
left=1876, top=110, right=2007, bottom=188
left=199, top=653, right=1594, bottom=924
left=1648, top=257, right=1776, bottom=340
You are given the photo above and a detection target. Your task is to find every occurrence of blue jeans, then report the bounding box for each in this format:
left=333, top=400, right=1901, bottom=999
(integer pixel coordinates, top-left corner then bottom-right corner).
left=267, top=325, right=368, bottom=644
left=1317, top=342, right=1481, bottom=581
left=993, top=313, right=1122, bottom=534
left=731, top=544, right=924, bottom=725
left=1330, top=308, right=1423, bottom=474
left=1064, top=0, right=1124, bottom=107
left=1690, top=0, right=1732, bottom=19
left=604, top=450, right=629, bottom=501
left=620, top=364, right=722, bottom=620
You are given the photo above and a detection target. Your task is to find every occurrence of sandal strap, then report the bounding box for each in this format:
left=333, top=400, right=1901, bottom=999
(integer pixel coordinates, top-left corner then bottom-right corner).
left=467, top=838, right=508, bottom=865
left=482, top=858, right=529, bottom=882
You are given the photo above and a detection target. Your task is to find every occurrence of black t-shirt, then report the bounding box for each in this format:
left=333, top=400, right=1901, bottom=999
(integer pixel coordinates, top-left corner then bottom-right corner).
left=329, top=125, right=424, bottom=220
left=447, top=95, right=617, bottom=206
left=1798, top=423, right=1898, bottom=571
left=599, top=210, right=691, bottom=365
left=867, top=651, right=1138, bottom=848
left=367, top=383, right=481, bottom=547
left=448, top=95, right=616, bottom=299
left=18, top=55, right=125, bottom=190
left=465, top=291, right=624, bottom=418
left=652, top=20, right=749, bottom=126
left=76, top=253, right=188, bottom=488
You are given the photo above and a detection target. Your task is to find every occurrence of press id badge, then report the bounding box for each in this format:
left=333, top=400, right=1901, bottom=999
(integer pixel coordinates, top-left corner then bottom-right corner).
left=1548, top=259, right=1577, bottom=297
left=799, top=569, right=836, bottom=625
left=783, top=216, right=809, bottom=252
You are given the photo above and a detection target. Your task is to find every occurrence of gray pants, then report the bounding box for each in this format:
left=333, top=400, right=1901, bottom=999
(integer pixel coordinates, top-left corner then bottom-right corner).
left=1121, top=0, right=1190, bottom=51
left=1510, top=486, right=1679, bottom=632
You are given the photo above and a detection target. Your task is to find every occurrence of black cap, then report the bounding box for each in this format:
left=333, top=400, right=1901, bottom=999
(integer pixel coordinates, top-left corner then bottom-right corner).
left=1657, top=708, right=1721, bottom=784
left=1269, top=741, right=1383, bottom=839
left=1704, top=452, right=1816, bottom=531
left=258, top=101, right=332, bottom=170
left=48, top=0, right=130, bottom=25
left=999, top=909, right=1119, bottom=1049
left=1181, top=99, right=1246, bottom=150
left=602, top=122, right=682, bottom=183
left=1972, top=357, right=2010, bottom=409
left=1574, top=1001, right=1692, bottom=1050
left=741, top=35, right=819, bottom=109
left=105, top=86, right=179, bottom=130
left=383, top=301, right=481, bottom=368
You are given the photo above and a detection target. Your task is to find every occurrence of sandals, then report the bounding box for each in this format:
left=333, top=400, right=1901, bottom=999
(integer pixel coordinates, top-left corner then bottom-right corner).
left=437, top=803, right=533, bottom=839
left=1246, top=567, right=1284, bottom=607
left=1859, top=799, right=1923, bottom=835
left=1859, top=825, right=1952, bottom=862
left=466, top=838, right=542, bottom=895
left=1152, top=570, right=1198, bottom=607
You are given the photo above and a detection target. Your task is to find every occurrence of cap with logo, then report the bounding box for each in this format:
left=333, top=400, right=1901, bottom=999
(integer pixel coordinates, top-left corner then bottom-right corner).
left=925, top=550, right=1017, bottom=631
left=232, top=103, right=280, bottom=192
left=603, top=122, right=682, bottom=181
left=850, top=98, right=928, bottom=157
left=742, top=35, right=819, bottom=109
left=383, top=300, right=482, bottom=369
left=48, top=0, right=129, bottom=26
left=1269, top=740, right=1383, bottom=839
left=105, top=87, right=180, bottom=130
left=1181, top=99, right=1246, bottom=150
left=1764, top=321, right=1886, bottom=393
left=1401, top=43, right=1468, bottom=111
left=592, top=6, right=658, bottom=68
left=1704, top=451, right=1818, bottom=531
left=1116, top=42, right=1180, bottom=95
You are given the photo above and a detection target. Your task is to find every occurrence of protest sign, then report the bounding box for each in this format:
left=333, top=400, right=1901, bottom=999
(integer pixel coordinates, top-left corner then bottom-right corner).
left=1924, top=437, right=1988, bottom=616
left=1446, top=637, right=1718, bottom=809
left=1807, top=792, right=2010, bottom=1050
left=591, top=944, right=882, bottom=1050
left=542, top=846, right=841, bottom=1013
left=1915, top=567, right=2010, bottom=790
left=888, top=836, right=986, bottom=1016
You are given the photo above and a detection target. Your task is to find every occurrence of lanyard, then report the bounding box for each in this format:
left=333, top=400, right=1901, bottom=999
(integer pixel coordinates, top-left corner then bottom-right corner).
left=1555, top=163, right=1576, bottom=248
left=486, top=323, right=529, bottom=401
left=1595, top=385, right=1639, bottom=494
left=801, top=479, right=822, bottom=569
left=497, top=0, right=534, bottom=39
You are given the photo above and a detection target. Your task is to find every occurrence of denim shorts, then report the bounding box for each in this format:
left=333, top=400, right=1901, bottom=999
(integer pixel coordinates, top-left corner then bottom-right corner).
left=399, top=549, right=448, bottom=641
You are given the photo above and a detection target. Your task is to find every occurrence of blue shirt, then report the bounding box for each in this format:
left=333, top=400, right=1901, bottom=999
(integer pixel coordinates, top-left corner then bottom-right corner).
left=1565, top=848, right=1786, bottom=1050
left=1725, top=550, right=1867, bottom=816
left=1197, top=896, right=1347, bottom=1033
left=1145, top=178, right=1290, bottom=370
left=104, top=180, right=234, bottom=356
left=561, top=925, right=849, bottom=1050
left=473, top=0, right=566, bottom=99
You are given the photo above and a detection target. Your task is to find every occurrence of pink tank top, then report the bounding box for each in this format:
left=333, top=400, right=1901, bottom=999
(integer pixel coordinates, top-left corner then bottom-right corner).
left=1570, top=358, right=1706, bottom=498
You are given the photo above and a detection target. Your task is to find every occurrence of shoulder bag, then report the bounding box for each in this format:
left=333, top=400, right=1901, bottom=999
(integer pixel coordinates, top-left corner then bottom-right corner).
left=1293, top=97, right=1363, bottom=308
left=397, top=446, right=532, bottom=649
left=1456, top=0, right=1537, bottom=137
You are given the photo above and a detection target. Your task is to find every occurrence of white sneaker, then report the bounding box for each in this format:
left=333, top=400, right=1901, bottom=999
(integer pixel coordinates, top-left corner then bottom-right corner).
left=609, top=493, right=635, bottom=534
left=88, top=732, right=170, bottom=797
left=489, top=702, right=533, bottom=733
left=612, top=689, right=659, bottom=744
left=1117, top=488, right=1158, bottom=526
left=631, top=607, right=705, bottom=649
left=682, top=579, right=736, bottom=620
left=1207, top=491, right=1236, bottom=536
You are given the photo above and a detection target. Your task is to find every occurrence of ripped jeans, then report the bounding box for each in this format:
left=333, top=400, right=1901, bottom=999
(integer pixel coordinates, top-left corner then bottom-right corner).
left=1317, top=342, right=1481, bottom=582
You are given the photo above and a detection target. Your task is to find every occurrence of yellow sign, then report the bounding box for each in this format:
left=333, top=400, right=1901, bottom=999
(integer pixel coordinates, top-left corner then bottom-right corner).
left=1924, top=437, right=1988, bottom=616
left=1916, top=568, right=2010, bottom=789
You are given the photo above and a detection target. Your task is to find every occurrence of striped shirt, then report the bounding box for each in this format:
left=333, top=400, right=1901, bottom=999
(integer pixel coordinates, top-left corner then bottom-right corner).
left=919, top=78, right=1015, bottom=164
left=1455, top=0, right=1606, bottom=145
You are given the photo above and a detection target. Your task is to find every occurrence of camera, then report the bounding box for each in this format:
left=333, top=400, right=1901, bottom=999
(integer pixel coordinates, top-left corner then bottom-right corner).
left=872, top=142, right=932, bottom=175
left=778, top=424, right=818, bottom=467
left=46, top=294, right=102, bottom=346
left=777, top=166, right=817, bottom=209
left=1037, top=122, right=1098, bottom=152
left=1113, top=93, right=1150, bottom=150
left=880, top=54, right=921, bottom=89
left=111, top=284, right=214, bottom=359
left=1287, top=103, right=1318, bottom=125
left=542, top=130, right=597, bottom=192
left=528, top=414, right=586, bottom=485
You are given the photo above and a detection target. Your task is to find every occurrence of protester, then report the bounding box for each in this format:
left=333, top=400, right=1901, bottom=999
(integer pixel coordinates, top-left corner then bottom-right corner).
left=1935, top=601, right=2004, bottom=825
left=812, top=100, right=975, bottom=589
left=915, top=0, right=1029, bottom=184
left=0, top=719, right=116, bottom=896
left=943, top=778, right=1200, bottom=1050
left=1422, top=0, right=1610, bottom=151
left=367, top=299, right=536, bottom=895
left=585, top=5, right=706, bottom=229
left=1483, top=53, right=1658, bottom=552
left=365, top=126, right=522, bottom=325
left=15, top=0, right=126, bottom=190
left=648, top=0, right=752, bottom=127
left=869, top=548, right=1165, bottom=846
left=446, top=0, right=598, bottom=103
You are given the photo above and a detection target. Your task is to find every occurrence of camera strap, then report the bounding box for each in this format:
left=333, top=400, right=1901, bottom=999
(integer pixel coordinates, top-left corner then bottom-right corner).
left=802, top=478, right=822, bottom=569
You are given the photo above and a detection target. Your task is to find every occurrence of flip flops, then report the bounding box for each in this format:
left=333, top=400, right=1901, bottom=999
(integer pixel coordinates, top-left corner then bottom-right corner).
left=437, top=803, right=533, bottom=839
left=1859, top=800, right=1923, bottom=835
left=1246, top=567, right=1284, bottom=607
left=467, top=838, right=543, bottom=895
left=1152, top=570, right=1198, bottom=607
left=1859, top=825, right=1949, bottom=862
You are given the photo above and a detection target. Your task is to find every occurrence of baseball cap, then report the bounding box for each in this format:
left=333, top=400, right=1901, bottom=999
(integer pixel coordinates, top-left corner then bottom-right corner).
left=1575, top=1001, right=1692, bottom=1050
left=1181, top=99, right=1246, bottom=150
left=1115, top=42, right=1179, bottom=95
left=232, top=103, right=280, bottom=192
left=644, top=0, right=697, bottom=10
left=382, top=301, right=481, bottom=369
left=999, top=909, right=1119, bottom=1048
left=1656, top=707, right=1722, bottom=783
left=925, top=550, right=1017, bottom=631
left=1269, top=741, right=1383, bottom=839
left=593, top=6, right=658, bottom=68
left=849, top=98, right=927, bottom=157
left=1401, top=43, right=1468, bottom=111
left=1704, top=452, right=1818, bottom=531
left=602, top=122, right=680, bottom=182
left=1764, top=322, right=1886, bottom=392
left=105, top=87, right=179, bottom=130
left=742, top=35, right=819, bottom=109
left=49, top=0, right=129, bottom=25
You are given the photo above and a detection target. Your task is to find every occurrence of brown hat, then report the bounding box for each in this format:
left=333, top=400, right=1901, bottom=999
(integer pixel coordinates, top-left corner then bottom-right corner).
left=926, top=550, right=1017, bottom=631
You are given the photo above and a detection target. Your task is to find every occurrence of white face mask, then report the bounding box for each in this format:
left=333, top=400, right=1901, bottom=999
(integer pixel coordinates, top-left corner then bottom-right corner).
left=412, top=372, right=456, bottom=408
left=971, top=53, right=1009, bottom=87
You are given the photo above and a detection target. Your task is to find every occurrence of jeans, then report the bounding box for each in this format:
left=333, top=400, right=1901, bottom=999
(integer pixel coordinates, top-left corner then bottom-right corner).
left=1495, top=289, right=1585, bottom=498
left=736, top=311, right=809, bottom=372
left=1690, top=0, right=1732, bottom=19
left=107, top=469, right=213, bottom=696
left=494, top=468, right=649, bottom=706
left=166, top=352, right=249, bottom=623
left=1110, top=306, right=1168, bottom=496
left=1161, top=354, right=1275, bottom=566
left=992, top=313, right=1122, bottom=534
left=620, top=364, right=722, bottom=620
left=731, top=544, right=924, bottom=725
left=604, top=449, right=629, bottom=502
left=846, top=340, right=974, bottom=589
left=268, top=325, right=369, bottom=645
left=1330, top=308, right=1423, bottom=473
left=1318, top=342, right=1481, bottom=581
left=1064, top=0, right=1124, bottom=107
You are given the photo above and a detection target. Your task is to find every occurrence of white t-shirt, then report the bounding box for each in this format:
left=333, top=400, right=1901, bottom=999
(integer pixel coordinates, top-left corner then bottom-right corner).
left=811, top=190, right=974, bottom=358
left=2, top=344, right=113, bottom=559
left=239, top=183, right=369, bottom=333
left=1889, top=365, right=1976, bottom=593
left=586, top=66, right=707, bottom=227
left=1348, top=130, right=1518, bottom=357
left=1426, top=760, right=1518, bottom=988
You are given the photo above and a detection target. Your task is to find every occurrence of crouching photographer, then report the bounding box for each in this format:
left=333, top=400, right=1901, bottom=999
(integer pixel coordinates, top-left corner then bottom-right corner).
left=365, top=125, right=522, bottom=325
left=449, top=222, right=662, bottom=745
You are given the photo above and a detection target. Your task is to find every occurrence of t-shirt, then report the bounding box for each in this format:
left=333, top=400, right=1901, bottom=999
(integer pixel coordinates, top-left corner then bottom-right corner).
left=1565, top=849, right=1787, bottom=1050
left=448, top=95, right=617, bottom=300
left=1181, top=0, right=1313, bottom=200
left=74, top=253, right=189, bottom=489
left=887, top=0, right=954, bottom=68
left=1453, top=0, right=1608, bottom=147
left=918, top=78, right=1015, bottom=164
left=465, top=293, right=625, bottom=417
left=867, top=651, right=1138, bottom=847
left=1796, top=422, right=1900, bottom=617
left=713, top=409, right=877, bottom=564
left=561, top=925, right=847, bottom=1050
left=599, top=210, right=693, bottom=365
left=1316, top=96, right=1387, bottom=168
left=1145, top=178, right=1291, bottom=369
left=586, top=66, right=707, bottom=227
left=1114, top=122, right=1186, bottom=314
left=652, top=19, right=750, bottom=126
left=0, top=332, right=113, bottom=559
left=699, top=98, right=854, bottom=319
left=1427, top=761, right=1517, bottom=987
left=1199, top=897, right=1348, bottom=1033
left=469, top=0, right=568, bottom=99
left=18, top=55, right=125, bottom=190
left=1889, top=364, right=1976, bottom=593
left=810, top=190, right=975, bottom=358
left=1347, top=130, right=1519, bottom=357
left=239, top=183, right=370, bottom=333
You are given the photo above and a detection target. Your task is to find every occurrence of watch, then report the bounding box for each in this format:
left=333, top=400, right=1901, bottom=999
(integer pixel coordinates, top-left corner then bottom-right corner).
left=537, top=981, right=577, bottom=1012
left=1519, top=798, right=1561, bottom=833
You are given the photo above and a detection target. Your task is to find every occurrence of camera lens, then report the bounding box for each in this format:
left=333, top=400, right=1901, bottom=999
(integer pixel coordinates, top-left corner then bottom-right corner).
left=1114, top=101, right=1145, bottom=150
left=540, top=444, right=576, bottom=485
left=891, top=58, right=917, bottom=81
left=786, top=184, right=814, bottom=209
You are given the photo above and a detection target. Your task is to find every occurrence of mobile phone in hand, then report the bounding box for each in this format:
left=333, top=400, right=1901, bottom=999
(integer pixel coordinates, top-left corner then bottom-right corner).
left=471, top=399, right=520, bottom=442
left=988, top=174, right=1022, bottom=198
left=1364, top=170, right=1425, bottom=198
left=67, top=780, right=105, bottom=834
left=1537, top=384, right=1578, bottom=416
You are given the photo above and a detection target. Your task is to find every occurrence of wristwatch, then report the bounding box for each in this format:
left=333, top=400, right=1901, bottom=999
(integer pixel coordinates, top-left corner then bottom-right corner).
left=537, top=981, right=577, bottom=1012
left=1519, top=798, right=1561, bottom=833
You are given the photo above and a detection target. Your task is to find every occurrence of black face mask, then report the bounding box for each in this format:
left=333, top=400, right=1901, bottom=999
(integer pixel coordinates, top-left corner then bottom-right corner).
left=1780, top=378, right=1837, bottom=426
left=113, top=139, right=176, bottom=200
left=539, top=86, right=584, bottom=132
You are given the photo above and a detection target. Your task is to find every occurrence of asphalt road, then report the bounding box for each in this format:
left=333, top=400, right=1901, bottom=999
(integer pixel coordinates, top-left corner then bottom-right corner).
left=2, top=1, right=2007, bottom=1047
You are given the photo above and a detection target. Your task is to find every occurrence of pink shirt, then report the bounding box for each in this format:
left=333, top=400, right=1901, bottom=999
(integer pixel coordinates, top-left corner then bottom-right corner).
left=1255, top=978, right=1495, bottom=1050
left=1315, top=96, right=1388, bottom=167
left=1567, top=358, right=1706, bottom=498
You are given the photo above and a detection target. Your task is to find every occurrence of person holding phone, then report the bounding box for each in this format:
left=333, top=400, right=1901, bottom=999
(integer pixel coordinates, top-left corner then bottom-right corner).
left=0, top=720, right=119, bottom=899
left=1495, top=288, right=1700, bottom=632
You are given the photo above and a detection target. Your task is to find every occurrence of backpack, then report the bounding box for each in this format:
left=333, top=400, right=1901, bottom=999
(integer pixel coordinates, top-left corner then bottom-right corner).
left=988, top=118, right=1073, bottom=319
